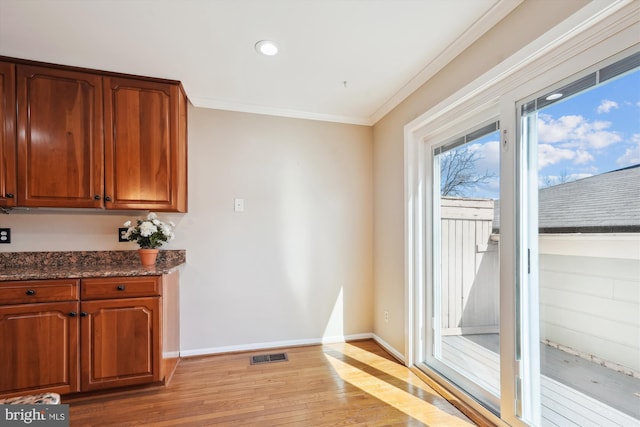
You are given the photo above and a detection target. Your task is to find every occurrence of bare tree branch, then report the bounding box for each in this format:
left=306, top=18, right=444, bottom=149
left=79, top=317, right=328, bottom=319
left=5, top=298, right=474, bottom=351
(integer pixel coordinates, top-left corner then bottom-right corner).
left=440, top=147, right=495, bottom=197
left=540, top=169, right=571, bottom=188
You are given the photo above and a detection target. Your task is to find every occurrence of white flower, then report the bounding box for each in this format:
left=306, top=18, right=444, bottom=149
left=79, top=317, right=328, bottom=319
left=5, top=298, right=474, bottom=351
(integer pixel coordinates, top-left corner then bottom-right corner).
left=122, top=212, right=176, bottom=249
left=161, top=224, right=172, bottom=236
left=139, top=221, right=158, bottom=237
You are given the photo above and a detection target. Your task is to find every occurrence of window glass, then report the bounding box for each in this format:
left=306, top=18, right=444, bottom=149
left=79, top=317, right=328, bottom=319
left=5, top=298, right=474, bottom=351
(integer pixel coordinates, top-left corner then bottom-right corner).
left=428, top=122, right=501, bottom=412
left=519, top=60, right=640, bottom=425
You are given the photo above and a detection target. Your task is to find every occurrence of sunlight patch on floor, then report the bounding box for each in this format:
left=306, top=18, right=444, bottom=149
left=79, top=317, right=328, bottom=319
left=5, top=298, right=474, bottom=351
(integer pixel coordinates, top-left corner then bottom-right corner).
left=327, top=342, right=440, bottom=396
left=325, top=352, right=475, bottom=426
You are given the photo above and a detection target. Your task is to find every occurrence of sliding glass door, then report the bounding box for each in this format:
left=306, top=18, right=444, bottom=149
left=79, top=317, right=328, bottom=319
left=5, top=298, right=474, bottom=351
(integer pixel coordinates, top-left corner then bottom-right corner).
left=415, top=49, right=640, bottom=426
left=517, top=52, right=640, bottom=426
left=427, top=122, right=501, bottom=412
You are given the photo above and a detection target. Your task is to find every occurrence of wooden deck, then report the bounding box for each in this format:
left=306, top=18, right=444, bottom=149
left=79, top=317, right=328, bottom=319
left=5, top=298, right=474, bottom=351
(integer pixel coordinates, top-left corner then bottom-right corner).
left=442, top=335, right=640, bottom=426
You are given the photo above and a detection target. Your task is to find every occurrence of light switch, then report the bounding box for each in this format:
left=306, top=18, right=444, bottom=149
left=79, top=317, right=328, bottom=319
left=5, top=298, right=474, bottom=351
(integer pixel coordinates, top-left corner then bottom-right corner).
left=234, top=198, right=244, bottom=212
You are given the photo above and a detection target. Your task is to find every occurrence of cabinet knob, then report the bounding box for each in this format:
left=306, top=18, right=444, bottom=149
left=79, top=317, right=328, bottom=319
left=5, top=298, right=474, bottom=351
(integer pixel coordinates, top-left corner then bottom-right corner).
left=104, top=196, right=112, bottom=202
left=80, top=312, right=88, bottom=317
left=25, top=289, right=36, bottom=296
left=94, top=195, right=101, bottom=200
left=117, top=285, right=126, bottom=291
left=5, top=193, right=13, bottom=198
left=69, top=312, right=77, bottom=317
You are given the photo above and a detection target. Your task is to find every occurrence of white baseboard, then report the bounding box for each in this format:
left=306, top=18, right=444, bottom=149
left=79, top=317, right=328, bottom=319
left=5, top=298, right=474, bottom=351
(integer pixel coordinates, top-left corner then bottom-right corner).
left=179, top=332, right=374, bottom=358
left=372, top=334, right=406, bottom=364
left=162, top=351, right=180, bottom=358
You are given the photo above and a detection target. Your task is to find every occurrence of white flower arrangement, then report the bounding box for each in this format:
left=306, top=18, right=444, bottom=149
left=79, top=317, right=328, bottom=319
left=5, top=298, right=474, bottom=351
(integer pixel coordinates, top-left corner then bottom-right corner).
left=123, top=212, right=175, bottom=249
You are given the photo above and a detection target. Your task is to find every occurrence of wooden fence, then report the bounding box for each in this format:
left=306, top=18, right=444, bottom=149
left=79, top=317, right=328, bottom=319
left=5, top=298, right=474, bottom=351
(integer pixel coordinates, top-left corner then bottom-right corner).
left=440, top=197, right=499, bottom=335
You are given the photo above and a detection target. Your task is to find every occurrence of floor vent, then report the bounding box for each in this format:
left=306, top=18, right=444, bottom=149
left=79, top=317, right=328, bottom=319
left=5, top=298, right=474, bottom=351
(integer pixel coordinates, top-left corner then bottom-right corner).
left=250, top=352, right=288, bottom=365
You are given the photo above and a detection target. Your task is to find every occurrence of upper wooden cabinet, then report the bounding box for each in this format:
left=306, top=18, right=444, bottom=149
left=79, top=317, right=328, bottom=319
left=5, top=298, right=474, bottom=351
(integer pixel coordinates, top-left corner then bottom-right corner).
left=104, top=77, right=187, bottom=212
left=0, top=61, right=16, bottom=207
left=17, top=65, right=104, bottom=208
left=6, top=56, right=188, bottom=212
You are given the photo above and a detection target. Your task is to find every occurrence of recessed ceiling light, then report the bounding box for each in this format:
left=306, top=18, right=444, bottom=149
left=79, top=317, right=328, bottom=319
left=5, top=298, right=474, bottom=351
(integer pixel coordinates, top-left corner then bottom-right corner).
left=255, top=40, right=278, bottom=56
left=546, top=93, right=563, bottom=101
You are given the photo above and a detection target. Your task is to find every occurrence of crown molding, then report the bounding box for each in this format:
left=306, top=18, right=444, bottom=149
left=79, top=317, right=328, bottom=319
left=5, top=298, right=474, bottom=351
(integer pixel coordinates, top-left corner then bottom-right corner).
left=189, top=96, right=372, bottom=126
left=369, top=0, right=524, bottom=125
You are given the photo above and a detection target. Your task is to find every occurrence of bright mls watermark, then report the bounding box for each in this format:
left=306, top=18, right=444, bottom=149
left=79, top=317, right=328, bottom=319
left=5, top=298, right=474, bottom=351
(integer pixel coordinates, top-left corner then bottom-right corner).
left=1, top=405, right=69, bottom=426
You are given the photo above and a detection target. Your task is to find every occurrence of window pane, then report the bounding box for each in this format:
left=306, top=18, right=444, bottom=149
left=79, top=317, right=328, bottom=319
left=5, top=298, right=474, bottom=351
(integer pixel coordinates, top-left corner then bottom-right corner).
left=428, top=124, right=501, bottom=411
left=522, top=63, right=640, bottom=425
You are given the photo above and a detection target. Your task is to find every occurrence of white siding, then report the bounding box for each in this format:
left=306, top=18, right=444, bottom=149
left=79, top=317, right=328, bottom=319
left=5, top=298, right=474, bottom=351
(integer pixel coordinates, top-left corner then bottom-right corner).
left=539, top=236, right=640, bottom=374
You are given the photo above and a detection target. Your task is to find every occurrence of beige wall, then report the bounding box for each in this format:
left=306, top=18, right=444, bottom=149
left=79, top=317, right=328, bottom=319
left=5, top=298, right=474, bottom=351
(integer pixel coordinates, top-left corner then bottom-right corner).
left=372, top=0, right=589, bottom=355
left=1, top=107, right=374, bottom=355
left=181, top=108, right=373, bottom=353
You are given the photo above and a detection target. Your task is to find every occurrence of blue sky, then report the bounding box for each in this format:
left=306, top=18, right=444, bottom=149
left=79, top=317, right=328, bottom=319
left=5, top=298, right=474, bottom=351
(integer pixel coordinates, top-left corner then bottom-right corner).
left=537, top=69, right=640, bottom=181
left=450, top=67, right=639, bottom=200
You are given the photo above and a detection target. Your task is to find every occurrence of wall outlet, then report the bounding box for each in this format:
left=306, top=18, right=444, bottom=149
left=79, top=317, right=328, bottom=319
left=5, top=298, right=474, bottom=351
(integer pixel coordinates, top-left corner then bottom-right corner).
left=118, top=227, right=128, bottom=242
left=384, top=310, right=389, bottom=323
left=0, top=228, right=10, bottom=244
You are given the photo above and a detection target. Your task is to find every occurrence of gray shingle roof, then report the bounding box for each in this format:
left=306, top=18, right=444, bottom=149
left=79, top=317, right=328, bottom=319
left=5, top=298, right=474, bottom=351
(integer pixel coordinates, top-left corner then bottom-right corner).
left=538, top=164, right=640, bottom=231
left=491, top=164, right=640, bottom=232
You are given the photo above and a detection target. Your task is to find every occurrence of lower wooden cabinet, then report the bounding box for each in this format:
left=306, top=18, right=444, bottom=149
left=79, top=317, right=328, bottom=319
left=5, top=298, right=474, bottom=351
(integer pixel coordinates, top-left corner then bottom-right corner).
left=81, top=297, right=160, bottom=391
left=0, top=301, right=79, bottom=396
left=0, top=274, right=179, bottom=398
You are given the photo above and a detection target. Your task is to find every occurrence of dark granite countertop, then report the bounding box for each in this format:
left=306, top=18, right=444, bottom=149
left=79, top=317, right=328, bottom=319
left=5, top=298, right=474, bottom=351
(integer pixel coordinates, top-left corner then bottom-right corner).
left=0, top=250, right=186, bottom=282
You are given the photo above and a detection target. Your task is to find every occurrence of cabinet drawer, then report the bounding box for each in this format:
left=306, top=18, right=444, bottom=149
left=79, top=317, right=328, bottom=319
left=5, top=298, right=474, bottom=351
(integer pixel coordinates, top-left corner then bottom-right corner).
left=81, top=276, right=161, bottom=300
left=0, top=279, right=79, bottom=304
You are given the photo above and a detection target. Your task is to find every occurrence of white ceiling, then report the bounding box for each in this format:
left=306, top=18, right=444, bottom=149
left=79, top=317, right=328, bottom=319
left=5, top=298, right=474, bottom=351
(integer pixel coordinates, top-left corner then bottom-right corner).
left=0, top=0, right=520, bottom=125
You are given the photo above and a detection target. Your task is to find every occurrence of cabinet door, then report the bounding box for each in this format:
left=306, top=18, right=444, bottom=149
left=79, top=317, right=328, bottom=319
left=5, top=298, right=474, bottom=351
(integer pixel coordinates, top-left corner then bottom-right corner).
left=0, top=61, right=16, bottom=207
left=104, top=77, right=187, bottom=212
left=16, top=65, right=104, bottom=208
left=0, top=302, right=79, bottom=396
left=80, top=297, right=160, bottom=391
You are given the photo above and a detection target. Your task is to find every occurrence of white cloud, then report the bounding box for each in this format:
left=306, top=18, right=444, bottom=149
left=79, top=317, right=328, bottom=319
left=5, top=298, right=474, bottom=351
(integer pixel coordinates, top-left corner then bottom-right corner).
left=583, top=131, right=622, bottom=149
left=469, top=140, right=500, bottom=173
left=537, top=113, right=622, bottom=150
left=574, top=149, right=594, bottom=164
left=616, top=134, right=640, bottom=166
left=537, top=144, right=575, bottom=169
left=596, top=99, right=618, bottom=113
left=537, top=114, right=582, bottom=143
left=461, top=140, right=501, bottom=199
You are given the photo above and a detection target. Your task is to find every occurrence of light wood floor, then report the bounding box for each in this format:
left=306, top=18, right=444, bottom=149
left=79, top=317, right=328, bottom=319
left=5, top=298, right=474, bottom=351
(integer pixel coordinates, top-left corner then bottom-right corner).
left=66, top=340, right=479, bottom=426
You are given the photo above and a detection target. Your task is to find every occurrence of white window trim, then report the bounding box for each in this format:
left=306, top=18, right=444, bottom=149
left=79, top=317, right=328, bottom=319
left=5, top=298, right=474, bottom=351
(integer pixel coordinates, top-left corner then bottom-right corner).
left=404, top=1, right=639, bottom=425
